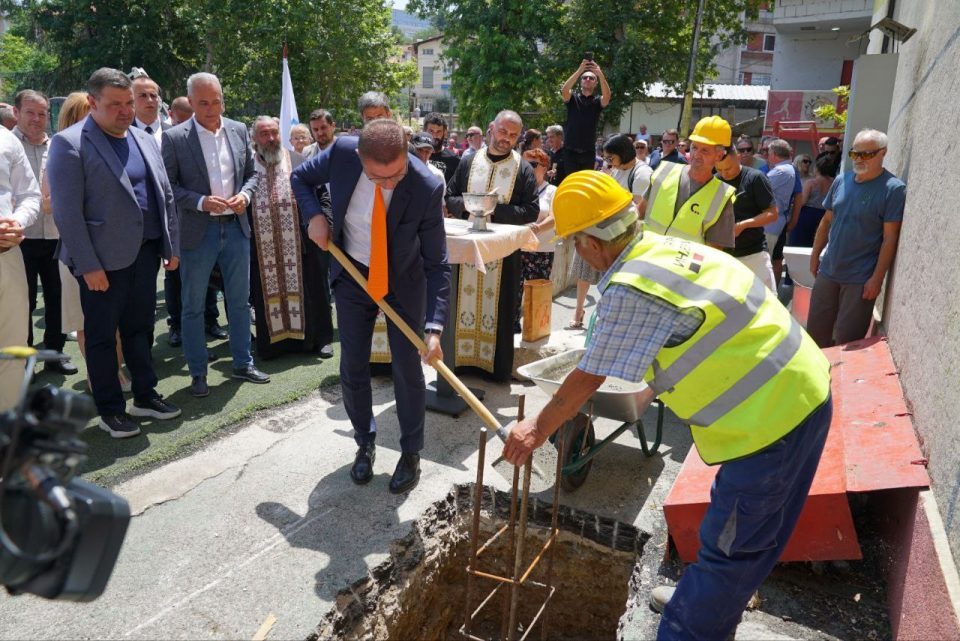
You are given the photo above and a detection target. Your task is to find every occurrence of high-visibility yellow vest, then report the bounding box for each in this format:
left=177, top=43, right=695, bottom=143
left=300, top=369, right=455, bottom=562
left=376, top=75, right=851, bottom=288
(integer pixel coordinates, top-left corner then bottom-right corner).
left=605, top=233, right=831, bottom=464
left=643, top=161, right=735, bottom=243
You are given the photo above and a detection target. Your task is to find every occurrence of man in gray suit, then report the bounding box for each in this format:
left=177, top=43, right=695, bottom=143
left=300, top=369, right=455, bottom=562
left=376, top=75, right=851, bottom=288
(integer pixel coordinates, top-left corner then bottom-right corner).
left=162, top=72, right=269, bottom=398
left=48, top=67, right=182, bottom=438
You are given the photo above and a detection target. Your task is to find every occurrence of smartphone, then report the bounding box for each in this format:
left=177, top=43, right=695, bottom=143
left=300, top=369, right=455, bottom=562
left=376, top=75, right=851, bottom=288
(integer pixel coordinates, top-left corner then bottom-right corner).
left=584, top=51, right=594, bottom=61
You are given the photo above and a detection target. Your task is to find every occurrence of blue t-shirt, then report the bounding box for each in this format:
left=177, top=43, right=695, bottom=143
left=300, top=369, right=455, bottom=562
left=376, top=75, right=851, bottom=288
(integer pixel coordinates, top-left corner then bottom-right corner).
left=764, top=161, right=796, bottom=236
left=104, top=133, right=162, bottom=241
left=819, top=169, right=906, bottom=284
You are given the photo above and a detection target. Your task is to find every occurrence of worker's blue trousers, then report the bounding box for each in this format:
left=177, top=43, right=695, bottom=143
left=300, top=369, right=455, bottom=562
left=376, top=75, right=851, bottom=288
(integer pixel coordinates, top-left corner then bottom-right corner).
left=658, top=395, right=833, bottom=641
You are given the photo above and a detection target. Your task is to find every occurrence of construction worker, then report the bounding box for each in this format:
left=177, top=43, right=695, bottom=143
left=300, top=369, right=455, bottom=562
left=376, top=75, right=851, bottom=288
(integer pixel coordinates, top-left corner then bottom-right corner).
left=503, top=171, right=833, bottom=640
left=638, top=116, right=736, bottom=249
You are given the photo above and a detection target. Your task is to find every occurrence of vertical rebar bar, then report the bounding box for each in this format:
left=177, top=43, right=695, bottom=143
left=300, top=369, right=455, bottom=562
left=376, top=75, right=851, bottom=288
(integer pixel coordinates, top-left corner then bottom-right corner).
left=507, top=459, right=533, bottom=641
left=501, top=396, right=525, bottom=640
left=464, top=427, right=487, bottom=637
left=542, top=423, right=564, bottom=640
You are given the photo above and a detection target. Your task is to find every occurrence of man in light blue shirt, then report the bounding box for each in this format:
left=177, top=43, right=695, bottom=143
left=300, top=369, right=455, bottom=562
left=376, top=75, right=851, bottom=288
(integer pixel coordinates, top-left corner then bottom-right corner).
left=763, top=138, right=796, bottom=284
left=807, top=129, right=906, bottom=346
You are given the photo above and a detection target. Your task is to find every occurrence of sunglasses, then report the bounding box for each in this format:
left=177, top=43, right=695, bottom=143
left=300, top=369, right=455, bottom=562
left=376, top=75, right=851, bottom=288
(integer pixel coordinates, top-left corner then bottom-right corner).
left=801, top=159, right=811, bottom=164
left=662, top=139, right=677, bottom=144
left=582, top=76, right=597, bottom=81
left=736, top=147, right=752, bottom=153
left=848, top=149, right=882, bottom=160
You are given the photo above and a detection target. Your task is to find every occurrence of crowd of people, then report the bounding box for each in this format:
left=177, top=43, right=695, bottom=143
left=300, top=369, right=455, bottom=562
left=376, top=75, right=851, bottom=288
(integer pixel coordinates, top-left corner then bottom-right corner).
left=0, top=57, right=909, bottom=640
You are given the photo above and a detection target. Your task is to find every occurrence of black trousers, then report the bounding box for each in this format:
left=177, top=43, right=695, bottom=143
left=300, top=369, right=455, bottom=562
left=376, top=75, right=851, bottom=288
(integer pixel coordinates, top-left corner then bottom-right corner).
left=79, top=240, right=162, bottom=417
left=21, top=238, right=64, bottom=351
left=562, top=147, right=597, bottom=177
left=163, top=266, right=221, bottom=330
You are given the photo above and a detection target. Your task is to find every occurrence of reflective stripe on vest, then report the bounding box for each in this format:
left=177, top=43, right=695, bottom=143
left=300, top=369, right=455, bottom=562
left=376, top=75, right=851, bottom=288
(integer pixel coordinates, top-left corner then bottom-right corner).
left=618, top=258, right=769, bottom=393
left=643, top=163, right=734, bottom=243
left=606, top=234, right=831, bottom=464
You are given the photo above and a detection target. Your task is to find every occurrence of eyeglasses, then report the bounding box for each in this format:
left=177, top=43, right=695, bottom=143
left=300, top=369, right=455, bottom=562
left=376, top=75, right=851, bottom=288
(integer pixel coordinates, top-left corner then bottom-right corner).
left=634, top=144, right=646, bottom=149
left=848, top=148, right=882, bottom=160
left=801, top=159, right=811, bottom=164
left=662, top=138, right=677, bottom=145
left=581, top=76, right=597, bottom=81
left=467, top=132, right=481, bottom=138
left=364, top=162, right=408, bottom=186
left=736, top=147, right=752, bottom=153
left=127, top=66, right=149, bottom=80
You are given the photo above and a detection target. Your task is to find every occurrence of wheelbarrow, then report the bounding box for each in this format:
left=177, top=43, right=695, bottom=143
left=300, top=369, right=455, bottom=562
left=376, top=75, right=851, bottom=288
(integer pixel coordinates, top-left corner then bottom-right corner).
left=517, top=349, right=665, bottom=491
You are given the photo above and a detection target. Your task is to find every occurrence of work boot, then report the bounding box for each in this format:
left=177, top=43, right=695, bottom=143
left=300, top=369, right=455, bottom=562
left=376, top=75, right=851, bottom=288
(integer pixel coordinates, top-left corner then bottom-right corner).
left=649, top=585, right=675, bottom=614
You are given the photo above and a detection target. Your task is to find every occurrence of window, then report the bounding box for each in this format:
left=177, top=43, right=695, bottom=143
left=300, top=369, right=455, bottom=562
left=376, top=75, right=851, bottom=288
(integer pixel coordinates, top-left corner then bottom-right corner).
left=422, top=66, right=434, bottom=88
left=763, top=34, right=776, bottom=51
left=752, top=73, right=771, bottom=85
left=422, top=48, right=434, bottom=55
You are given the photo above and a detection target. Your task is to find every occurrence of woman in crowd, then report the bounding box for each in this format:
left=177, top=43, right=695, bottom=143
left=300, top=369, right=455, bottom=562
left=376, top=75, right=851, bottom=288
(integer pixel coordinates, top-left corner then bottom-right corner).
left=521, top=128, right=542, bottom=153
left=288, top=124, right=312, bottom=154
left=789, top=152, right=838, bottom=247
left=603, top=134, right=653, bottom=204
left=633, top=138, right=650, bottom=165
left=794, top=153, right=814, bottom=184
left=513, top=148, right=557, bottom=331
left=45, top=92, right=131, bottom=391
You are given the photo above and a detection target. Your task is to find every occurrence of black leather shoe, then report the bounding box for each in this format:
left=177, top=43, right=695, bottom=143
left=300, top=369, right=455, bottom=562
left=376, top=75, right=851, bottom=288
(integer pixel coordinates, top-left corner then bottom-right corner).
left=168, top=328, right=182, bottom=347
left=44, top=357, right=79, bottom=375
left=206, top=324, right=228, bottom=340
left=350, top=445, right=376, bottom=485
left=389, top=453, right=420, bottom=494
left=232, top=365, right=270, bottom=384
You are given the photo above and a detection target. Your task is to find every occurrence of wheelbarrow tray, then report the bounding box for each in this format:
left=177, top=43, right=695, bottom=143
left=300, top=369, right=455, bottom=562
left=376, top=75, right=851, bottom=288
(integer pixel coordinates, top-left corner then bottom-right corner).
left=517, top=349, right=656, bottom=423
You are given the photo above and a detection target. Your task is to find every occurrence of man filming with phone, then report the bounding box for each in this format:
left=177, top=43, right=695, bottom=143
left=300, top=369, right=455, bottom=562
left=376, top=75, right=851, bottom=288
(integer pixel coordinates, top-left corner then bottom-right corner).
left=560, top=55, right=612, bottom=179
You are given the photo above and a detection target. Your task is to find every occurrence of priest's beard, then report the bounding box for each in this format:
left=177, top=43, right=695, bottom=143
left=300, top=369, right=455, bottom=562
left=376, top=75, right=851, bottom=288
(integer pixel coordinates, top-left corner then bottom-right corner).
left=255, top=141, right=283, bottom=167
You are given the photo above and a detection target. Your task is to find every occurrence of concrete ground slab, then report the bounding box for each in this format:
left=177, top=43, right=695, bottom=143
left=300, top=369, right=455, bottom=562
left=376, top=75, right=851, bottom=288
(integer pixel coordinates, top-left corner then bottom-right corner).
left=0, top=284, right=891, bottom=640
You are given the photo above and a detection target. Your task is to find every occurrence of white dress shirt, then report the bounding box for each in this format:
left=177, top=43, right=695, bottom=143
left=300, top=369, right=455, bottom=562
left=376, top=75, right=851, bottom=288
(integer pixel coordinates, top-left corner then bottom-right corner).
left=135, top=117, right=163, bottom=149
left=11, top=126, right=54, bottom=239
left=193, top=116, right=236, bottom=211
left=0, top=127, right=41, bottom=232
left=343, top=172, right=394, bottom=266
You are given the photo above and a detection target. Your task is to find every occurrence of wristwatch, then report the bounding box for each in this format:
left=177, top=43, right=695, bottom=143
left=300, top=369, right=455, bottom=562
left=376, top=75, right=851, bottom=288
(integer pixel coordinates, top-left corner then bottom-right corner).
left=424, top=328, right=442, bottom=336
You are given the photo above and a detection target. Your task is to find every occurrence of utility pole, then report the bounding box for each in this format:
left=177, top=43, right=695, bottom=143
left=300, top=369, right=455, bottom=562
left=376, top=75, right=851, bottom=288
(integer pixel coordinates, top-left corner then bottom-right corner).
left=680, top=0, right=707, bottom=138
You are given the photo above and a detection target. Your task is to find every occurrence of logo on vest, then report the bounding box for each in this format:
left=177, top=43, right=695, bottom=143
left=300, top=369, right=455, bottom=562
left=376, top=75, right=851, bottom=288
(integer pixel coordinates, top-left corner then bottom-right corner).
left=672, top=241, right=705, bottom=274
left=690, top=202, right=702, bottom=217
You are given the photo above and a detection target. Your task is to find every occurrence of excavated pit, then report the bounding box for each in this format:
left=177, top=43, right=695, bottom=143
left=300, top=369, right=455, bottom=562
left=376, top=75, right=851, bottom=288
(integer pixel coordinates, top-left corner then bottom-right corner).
left=312, top=484, right=649, bottom=641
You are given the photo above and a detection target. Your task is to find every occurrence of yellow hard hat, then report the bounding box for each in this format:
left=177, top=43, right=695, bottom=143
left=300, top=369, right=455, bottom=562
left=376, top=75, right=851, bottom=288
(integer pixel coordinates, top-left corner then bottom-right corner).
left=688, top=115, right=732, bottom=147
left=553, top=170, right=635, bottom=239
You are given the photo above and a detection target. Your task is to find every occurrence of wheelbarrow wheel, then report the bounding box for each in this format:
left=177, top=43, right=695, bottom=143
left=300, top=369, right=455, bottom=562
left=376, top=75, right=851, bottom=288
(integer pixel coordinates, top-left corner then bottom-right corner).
left=555, top=413, right=596, bottom=492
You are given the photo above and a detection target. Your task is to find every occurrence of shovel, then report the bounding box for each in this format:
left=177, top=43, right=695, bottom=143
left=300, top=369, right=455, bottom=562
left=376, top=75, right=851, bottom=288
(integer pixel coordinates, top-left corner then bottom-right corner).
left=326, top=243, right=555, bottom=488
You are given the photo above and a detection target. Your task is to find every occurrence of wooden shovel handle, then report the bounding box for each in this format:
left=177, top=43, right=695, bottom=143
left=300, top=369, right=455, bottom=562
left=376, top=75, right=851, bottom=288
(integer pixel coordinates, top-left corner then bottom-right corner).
left=327, top=243, right=509, bottom=440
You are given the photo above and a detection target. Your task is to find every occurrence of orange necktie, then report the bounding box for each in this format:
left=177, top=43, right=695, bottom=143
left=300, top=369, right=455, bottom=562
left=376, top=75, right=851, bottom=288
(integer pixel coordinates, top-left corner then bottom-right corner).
left=367, top=184, right=389, bottom=301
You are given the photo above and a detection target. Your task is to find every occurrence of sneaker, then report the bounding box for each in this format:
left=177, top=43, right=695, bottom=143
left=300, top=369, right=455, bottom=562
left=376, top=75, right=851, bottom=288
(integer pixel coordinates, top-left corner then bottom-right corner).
left=98, top=414, right=141, bottom=439
left=232, top=365, right=270, bottom=384
left=649, top=586, right=675, bottom=614
left=191, top=375, right=210, bottom=398
left=44, top=357, right=79, bottom=376
left=129, top=396, right=182, bottom=420
left=319, top=344, right=334, bottom=359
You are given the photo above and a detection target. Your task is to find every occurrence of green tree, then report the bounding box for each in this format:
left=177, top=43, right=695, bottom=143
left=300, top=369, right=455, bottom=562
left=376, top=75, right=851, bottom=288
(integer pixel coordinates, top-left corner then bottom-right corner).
left=1, top=0, right=416, bottom=123
left=0, top=33, right=56, bottom=98
left=813, top=85, right=850, bottom=128
left=409, top=0, right=759, bottom=129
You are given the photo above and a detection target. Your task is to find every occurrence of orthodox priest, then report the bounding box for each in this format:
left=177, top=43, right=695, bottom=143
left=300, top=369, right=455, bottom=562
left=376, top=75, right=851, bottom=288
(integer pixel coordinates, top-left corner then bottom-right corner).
left=446, top=110, right=539, bottom=381
left=249, top=116, right=334, bottom=360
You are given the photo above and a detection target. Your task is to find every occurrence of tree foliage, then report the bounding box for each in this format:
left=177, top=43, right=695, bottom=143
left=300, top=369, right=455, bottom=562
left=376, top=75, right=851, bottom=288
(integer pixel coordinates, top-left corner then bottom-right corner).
left=409, top=0, right=760, bottom=129
left=813, top=85, right=850, bottom=128
left=0, top=0, right=416, bottom=123
left=0, top=33, right=56, bottom=97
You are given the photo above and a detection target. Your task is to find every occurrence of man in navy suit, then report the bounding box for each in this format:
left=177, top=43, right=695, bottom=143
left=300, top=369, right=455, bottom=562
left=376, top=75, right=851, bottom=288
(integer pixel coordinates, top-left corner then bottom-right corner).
left=162, top=72, right=269, bottom=398
left=48, top=67, right=182, bottom=438
left=291, top=118, right=450, bottom=493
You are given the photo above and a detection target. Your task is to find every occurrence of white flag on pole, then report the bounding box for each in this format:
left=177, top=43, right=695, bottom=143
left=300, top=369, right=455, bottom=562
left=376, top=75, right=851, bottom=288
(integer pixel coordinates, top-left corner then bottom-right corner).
left=280, top=53, right=299, bottom=151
